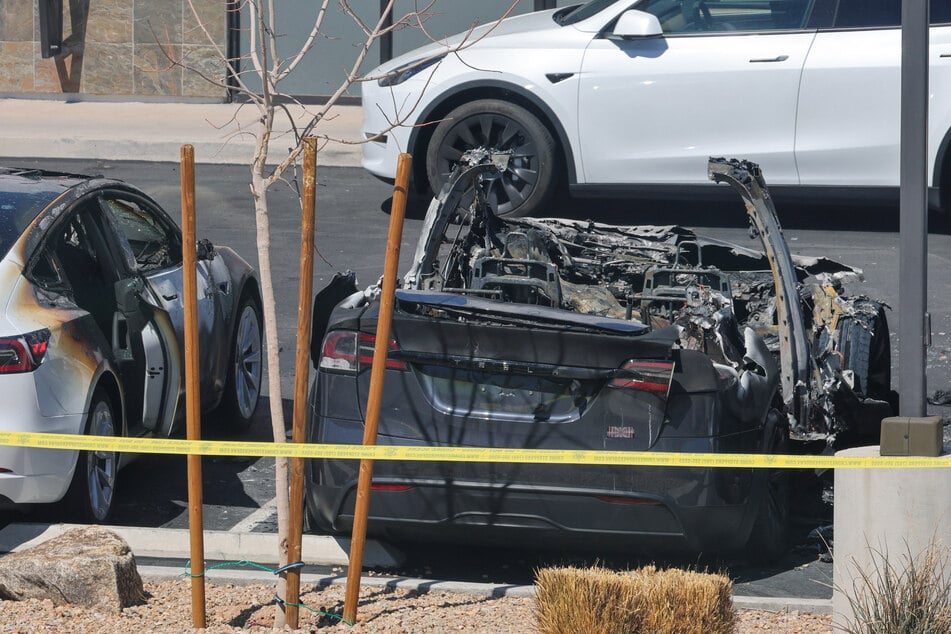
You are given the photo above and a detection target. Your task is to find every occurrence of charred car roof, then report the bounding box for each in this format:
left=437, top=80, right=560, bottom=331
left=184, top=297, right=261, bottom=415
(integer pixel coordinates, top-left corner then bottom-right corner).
left=0, top=167, right=105, bottom=261
left=392, top=152, right=892, bottom=443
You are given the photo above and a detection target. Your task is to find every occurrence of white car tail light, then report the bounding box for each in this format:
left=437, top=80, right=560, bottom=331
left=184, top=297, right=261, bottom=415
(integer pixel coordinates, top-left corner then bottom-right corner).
left=0, top=329, right=50, bottom=374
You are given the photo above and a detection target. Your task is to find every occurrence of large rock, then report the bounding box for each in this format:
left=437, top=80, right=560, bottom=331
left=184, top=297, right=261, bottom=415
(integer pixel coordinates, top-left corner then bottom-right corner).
left=0, top=526, right=144, bottom=612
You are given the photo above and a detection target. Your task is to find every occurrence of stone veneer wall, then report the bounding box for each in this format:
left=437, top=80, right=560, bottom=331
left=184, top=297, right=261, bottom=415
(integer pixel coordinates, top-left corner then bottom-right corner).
left=0, top=0, right=227, bottom=98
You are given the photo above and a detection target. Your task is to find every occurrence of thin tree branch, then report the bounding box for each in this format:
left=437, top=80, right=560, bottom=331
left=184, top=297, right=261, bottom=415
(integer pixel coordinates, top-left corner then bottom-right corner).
left=276, top=0, right=333, bottom=82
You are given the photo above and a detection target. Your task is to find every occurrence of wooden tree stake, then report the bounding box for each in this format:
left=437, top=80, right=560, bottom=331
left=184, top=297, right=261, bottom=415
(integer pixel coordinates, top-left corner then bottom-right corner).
left=181, top=144, right=206, bottom=628
left=286, top=137, right=317, bottom=627
left=343, top=152, right=412, bottom=624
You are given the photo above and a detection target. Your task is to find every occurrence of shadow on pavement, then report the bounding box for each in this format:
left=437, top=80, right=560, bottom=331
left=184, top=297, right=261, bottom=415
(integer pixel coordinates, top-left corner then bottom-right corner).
left=383, top=537, right=833, bottom=600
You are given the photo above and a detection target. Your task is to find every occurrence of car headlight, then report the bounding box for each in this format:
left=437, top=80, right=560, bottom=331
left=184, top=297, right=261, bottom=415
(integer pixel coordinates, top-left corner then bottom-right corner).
left=378, top=54, right=446, bottom=87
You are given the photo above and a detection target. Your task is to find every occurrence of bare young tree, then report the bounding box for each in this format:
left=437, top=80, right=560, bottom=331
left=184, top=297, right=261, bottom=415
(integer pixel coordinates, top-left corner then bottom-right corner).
left=162, top=0, right=514, bottom=626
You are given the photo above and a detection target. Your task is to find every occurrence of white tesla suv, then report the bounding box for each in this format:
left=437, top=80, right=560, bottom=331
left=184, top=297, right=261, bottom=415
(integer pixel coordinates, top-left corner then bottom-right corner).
left=362, top=0, right=951, bottom=217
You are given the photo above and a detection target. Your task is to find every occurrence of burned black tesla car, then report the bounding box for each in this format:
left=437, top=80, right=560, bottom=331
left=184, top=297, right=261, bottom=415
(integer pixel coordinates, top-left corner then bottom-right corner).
left=304, top=153, right=893, bottom=559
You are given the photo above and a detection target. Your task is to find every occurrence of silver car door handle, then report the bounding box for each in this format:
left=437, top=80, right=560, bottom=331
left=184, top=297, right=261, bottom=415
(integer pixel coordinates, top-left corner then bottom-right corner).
left=156, top=279, right=178, bottom=301
left=749, top=55, right=789, bottom=63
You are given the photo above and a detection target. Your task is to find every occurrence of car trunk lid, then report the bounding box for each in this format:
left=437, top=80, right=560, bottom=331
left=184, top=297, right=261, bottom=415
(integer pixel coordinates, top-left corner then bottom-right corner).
left=352, top=291, right=679, bottom=450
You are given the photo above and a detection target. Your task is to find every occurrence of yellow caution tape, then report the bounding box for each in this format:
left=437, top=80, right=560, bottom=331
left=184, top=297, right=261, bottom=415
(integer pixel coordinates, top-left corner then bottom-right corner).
left=0, top=431, right=948, bottom=469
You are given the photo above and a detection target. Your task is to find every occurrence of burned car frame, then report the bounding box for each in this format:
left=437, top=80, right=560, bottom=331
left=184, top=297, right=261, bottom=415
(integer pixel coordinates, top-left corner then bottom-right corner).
left=304, top=153, right=892, bottom=559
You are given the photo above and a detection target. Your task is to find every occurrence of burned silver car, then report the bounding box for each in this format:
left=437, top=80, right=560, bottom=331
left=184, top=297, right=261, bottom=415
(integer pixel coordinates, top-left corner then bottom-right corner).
left=304, top=154, right=892, bottom=559
left=0, top=167, right=262, bottom=522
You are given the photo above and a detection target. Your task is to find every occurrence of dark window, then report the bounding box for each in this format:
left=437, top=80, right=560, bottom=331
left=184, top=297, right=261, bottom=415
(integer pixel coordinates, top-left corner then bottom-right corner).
left=555, top=0, right=619, bottom=25
left=933, top=0, right=951, bottom=25
left=0, top=175, right=60, bottom=261
left=834, top=1, right=951, bottom=28
left=28, top=250, right=67, bottom=291
left=638, top=0, right=813, bottom=34
left=101, top=197, right=182, bottom=272
left=50, top=210, right=117, bottom=335
left=806, top=0, right=836, bottom=27
left=834, top=0, right=899, bottom=28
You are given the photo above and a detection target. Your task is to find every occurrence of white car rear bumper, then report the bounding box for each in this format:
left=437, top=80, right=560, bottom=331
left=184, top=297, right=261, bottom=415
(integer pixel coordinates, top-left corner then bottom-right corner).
left=0, top=373, right=83, bottom=505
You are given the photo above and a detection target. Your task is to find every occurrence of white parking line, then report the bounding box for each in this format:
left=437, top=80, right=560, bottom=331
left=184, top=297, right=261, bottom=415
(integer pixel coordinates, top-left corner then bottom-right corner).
left=230, top=497, right=277, bottom=533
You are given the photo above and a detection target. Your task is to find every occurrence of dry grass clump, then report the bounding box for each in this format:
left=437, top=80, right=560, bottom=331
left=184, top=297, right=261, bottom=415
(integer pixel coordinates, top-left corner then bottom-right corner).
left=534, top=564, right=736, bottom=634
left=838, top=541, right=951, bottom=634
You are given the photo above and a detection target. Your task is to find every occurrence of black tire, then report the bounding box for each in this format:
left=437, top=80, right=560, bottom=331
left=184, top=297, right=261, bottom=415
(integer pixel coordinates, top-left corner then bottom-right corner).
left=219, top=293, right=263, bottom=433
left=426, top=99, right=557, bottom=218
left=63, top=389, right=119, bottom=523
left=745, top=409, right=791, bottom=564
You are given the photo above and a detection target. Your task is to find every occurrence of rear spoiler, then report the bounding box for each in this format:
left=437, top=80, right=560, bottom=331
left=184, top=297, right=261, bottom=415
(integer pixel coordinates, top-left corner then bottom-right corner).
left=395, top=288, right=652, bottom=335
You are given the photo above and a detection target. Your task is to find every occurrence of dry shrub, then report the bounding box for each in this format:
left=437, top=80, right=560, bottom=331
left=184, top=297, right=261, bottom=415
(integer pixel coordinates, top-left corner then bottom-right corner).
left=838, top=540, right=951, bottom=634
left=534, top=564, right=736, bottom=634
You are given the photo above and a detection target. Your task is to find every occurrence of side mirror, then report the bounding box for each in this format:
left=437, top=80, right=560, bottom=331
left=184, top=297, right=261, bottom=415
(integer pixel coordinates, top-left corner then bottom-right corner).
left=115, top=278, right=150, bottom=333
left=612, top=10, right=663, bottom=39
left=197, top=238, right=216, bottom=261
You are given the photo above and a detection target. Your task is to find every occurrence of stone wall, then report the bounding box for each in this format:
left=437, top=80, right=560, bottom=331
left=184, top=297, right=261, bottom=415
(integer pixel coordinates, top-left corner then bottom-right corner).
left=0, top=0, right=227, bottom=99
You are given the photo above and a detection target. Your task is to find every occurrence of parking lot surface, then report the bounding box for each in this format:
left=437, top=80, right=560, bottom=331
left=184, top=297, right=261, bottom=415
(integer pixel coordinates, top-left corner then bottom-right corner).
left=1, top=157, right=949, bottom=602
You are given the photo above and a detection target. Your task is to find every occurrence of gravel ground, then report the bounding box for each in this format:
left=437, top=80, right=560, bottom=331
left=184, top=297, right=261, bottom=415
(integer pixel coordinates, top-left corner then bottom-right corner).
left=0, top=580, right=833, bottom=632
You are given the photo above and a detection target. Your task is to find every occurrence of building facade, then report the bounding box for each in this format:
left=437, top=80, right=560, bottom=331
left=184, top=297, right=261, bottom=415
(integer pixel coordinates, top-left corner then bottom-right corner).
left=0, top=0, right=571, bottom=101
left=1, top=0, right=226, bottom=97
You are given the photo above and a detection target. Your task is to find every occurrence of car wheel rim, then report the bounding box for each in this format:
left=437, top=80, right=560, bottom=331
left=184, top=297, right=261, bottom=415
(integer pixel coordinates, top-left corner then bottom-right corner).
left=437, top=113, right=539, bottom=216
left=234, top=304, right=262, bottom=420
left=86, top=401, right=116, bottom=522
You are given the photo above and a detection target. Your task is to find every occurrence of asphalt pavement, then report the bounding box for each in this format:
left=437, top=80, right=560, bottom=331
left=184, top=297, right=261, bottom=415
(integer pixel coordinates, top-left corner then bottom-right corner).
left=0, top=96, right=549, bottom=603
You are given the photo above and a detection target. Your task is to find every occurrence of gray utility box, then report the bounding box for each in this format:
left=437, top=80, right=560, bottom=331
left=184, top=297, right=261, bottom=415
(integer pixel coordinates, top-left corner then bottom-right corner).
left=880, top=416, right=945, bottom=457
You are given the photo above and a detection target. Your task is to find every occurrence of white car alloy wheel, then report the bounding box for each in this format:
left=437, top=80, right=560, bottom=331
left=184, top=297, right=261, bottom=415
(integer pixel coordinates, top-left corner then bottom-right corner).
left=222, top=296, right=263, bottom=431
left=85, top=398, right=117, bottom=522
left=65, top=391, right=118, bottom=522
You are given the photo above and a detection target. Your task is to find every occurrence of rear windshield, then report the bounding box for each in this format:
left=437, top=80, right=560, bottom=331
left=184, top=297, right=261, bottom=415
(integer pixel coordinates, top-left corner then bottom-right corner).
left=0, top=177, right=60, bottom=260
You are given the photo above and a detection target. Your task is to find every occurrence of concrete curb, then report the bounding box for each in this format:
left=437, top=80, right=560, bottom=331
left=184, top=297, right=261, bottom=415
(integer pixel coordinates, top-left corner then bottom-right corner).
left=138, top=565, right=832, bottom=614
left=139, top=565, right=537, bottom=599
left=731, top=595, right=832, bottom=615
left=0, top=138, right=364, bottom=167
left=0, top=99, right=364, bottom=167
left=0, top=523, right=403, bottom=568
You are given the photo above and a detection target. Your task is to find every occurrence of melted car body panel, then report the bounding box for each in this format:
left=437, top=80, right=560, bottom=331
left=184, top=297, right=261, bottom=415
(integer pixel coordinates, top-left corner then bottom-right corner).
left=319, top=153, right=891, bottom=446
left=306, top=152, right=893, bottom=554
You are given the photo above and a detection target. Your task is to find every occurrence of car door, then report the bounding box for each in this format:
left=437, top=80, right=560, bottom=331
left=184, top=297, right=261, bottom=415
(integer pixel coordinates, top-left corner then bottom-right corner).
left=577, top=0, right=817, bottom=185
left=795, top=0, right=951, bottom=187
left=37, top=201, right=180, bottom=437
left=97, top=193, right=226, bottom=419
